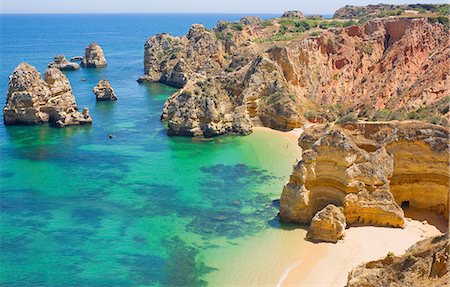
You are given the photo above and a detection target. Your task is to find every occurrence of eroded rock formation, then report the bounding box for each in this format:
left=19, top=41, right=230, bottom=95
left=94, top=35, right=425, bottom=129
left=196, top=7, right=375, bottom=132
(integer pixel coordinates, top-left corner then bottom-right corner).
left=139, top=15, right=449, bottom=137
left=3, top=63, right=92, bottom=127
left=281, top=11, right=306, bottom=19
left=48, top=55, right=80, bottom=71
left=307, top=204, right=346, bottom=243
left=81, top=43, right=107, bottom=68
left=346, top=234, right=449, bottom=287
left=93, top=79, right=117, bottom=101
left=280, top=121, right=449, bottom=238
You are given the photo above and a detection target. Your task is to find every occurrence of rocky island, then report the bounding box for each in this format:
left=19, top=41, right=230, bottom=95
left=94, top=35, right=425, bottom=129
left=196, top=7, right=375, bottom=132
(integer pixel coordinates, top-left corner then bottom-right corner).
left=48, top=55, right=80, bottom=71
left=3, top=63, right=92, bottom=127
left=93, top=79, right=117, bottom=101
left=81, top=42, right=107, bottom=68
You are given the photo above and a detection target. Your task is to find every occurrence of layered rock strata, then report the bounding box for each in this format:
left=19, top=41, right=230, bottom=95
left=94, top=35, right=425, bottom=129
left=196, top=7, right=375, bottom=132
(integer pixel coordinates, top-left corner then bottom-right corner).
left=3, top=63, right=92, bottom=127
left=346, top=234, right=449, bottom=287
left=81, top=43, right=107, bottom=68
left=279, top=121, right=449, bottom=235
left=139, top=16, right=449, bottom=137
left=48, top=55, right=80, bottom=71
left=93, top=79, right=117, bottom=101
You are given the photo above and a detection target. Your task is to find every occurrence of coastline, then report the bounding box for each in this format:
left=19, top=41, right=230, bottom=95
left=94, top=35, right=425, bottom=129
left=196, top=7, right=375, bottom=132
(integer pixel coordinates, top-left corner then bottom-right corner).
left=241, top=127, right=447, bottom=287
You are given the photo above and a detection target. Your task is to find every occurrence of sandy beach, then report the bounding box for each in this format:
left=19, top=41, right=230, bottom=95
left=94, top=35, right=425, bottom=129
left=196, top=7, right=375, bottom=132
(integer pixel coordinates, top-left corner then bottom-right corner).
left=217, top=127, right=448, bottom=287
left=279, top=212, right=446, bottom=287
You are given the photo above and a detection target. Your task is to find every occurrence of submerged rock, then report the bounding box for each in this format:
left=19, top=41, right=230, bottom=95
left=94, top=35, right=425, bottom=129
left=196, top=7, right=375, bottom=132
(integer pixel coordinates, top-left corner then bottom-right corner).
left=48, top=55, right=80, bottom=71
left=3, top=62, right=92, bottom=127
left=93, top=79, right=117, bottom=101
left=81, top=42, right=107, bottom=68
left=307, top=204, right=346, bottom=243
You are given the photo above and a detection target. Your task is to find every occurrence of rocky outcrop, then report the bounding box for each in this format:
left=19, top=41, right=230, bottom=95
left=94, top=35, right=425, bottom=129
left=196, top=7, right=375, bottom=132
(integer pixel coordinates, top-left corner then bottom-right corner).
left=81, top=43, right=107, bottom=68
left=140, top=15, right=449, bottom=137
left=306, top=204, right=346, bottom=243
left=70, top=56, right=83, bottom=62
left=281, top=10, right=306, bottom=19
left=93, top=79, right=117, bottom=101
left=280, top=128, right=404, bottom=228
left=48, top=55, right=80, bottom=71
left=334, top=4, right=449, bottom=19
left=346, top=234, right=449, bottom=287
left=280, top=121, right=449, bottom=235
left=3, top=63, right=92, bottom=127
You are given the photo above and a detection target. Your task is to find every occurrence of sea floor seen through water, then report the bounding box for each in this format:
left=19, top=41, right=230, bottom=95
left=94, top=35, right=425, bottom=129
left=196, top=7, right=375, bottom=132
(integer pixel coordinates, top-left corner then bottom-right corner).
left=0, top=13, right=311, bottom=286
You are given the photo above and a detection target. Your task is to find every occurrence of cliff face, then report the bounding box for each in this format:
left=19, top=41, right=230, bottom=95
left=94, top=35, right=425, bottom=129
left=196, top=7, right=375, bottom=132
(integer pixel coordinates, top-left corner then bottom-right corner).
left=279, top=121, right=449, bottom=238
left=346, top=234, right=449, bottom=287
left=3, top=63, right=92, bottom=127
left=140, top=17, right=449, bottom=137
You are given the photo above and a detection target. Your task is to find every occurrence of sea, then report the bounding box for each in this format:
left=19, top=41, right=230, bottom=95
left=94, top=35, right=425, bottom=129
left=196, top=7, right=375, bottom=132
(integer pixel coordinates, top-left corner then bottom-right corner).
left=0, top=14, right=307, bottom=286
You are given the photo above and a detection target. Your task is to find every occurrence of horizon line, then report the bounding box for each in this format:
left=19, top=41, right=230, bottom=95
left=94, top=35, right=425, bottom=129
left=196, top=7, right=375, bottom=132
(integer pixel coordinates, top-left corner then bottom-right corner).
left=0, top=11, right=334, bottom=15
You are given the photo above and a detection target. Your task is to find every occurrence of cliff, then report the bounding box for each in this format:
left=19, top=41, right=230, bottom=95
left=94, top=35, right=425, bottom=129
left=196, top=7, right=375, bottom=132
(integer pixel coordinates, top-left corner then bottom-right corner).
left=3, top=63, right=92, bottom=127
left=346, top=234, right=449, bottom=287
left=139, top=15, right=449, bottom=137
left=279, top=121, right=449, bottom=240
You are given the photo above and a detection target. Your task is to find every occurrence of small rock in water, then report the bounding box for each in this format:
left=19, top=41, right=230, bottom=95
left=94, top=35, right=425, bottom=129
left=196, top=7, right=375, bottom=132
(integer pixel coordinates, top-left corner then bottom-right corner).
left=108, top=134, right=113, bottom=139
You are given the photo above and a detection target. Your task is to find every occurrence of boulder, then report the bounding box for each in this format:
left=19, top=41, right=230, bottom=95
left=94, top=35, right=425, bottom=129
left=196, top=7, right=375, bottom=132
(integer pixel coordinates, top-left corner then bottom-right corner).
left=81, top=42, right=107, bottom=68
left=3, top=63, right=92, bottom=127
left=48, top=55, right=80, bottom=71
left=281, top=10, right=306, bottom=19
left=93, top=79, right=117, bottom=101
left=307, top=204, right=346, bottom=243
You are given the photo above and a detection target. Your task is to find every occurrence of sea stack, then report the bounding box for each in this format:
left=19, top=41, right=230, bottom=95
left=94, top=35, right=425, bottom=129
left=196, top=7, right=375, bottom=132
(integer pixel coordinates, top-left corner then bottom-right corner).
left=48, top=55, right=80, bottom=71
left=93, top=79, right=117, bottom=101
left=3, top=63, right=92, bottom=127
left=81, top=42, right=107, bottom=68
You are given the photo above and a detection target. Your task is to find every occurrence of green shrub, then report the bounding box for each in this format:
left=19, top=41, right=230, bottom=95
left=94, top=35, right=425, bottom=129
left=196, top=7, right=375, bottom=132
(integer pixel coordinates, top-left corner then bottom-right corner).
left=336, top=112, right=358, bottom=124
left=387, top=251, right=394, bottom=257
left=310, top=31, right=322, bottom=37
left=231, top=23, right=244, bottom=31
left=261, top=20, right=274, bottom=27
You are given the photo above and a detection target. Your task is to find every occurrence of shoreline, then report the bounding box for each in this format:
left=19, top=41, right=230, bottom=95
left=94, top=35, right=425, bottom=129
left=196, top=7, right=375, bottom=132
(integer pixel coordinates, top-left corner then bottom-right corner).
left=251, top=126, right=447, bottom=287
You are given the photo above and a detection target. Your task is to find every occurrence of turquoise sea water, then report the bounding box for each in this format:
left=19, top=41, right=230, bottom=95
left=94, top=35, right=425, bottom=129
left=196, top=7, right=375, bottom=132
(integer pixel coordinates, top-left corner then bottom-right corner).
left=0, top=14, right=302, bottom=286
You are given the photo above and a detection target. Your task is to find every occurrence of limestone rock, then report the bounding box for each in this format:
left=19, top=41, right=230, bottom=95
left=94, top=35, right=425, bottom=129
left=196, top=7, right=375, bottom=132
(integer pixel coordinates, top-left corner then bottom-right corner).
left=346, top=234, right=449, bottom=287
left=48, top=55, right=80, bottom=71
left=281, top=11, right=306, bottom=19
left=307, top=204, right=346, bottom=243
left=239, top=16, right=262, bottom=25
left=280, top=129, right=404, bottom=228
left=140, top=16, right=449, bottom=137
left=280, top=121, right=449, bottom=231
left=3, top=63, right=92, bottom=127
left=93, top=79, right=117, bottom=101
left=70, top=56, right=83, bottom=62
left=81, top=43, right=107, bottom=68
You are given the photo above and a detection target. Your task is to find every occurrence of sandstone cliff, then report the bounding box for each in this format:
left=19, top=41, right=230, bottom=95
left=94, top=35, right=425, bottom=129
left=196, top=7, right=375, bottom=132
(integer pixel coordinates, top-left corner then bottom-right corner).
left=279, top=121, right=449, bottom=240
left=139, top=15, right=449, bottom=137
left=346, top=234, right=449, bottom=287
left=3, top=63, right=92, bottom=127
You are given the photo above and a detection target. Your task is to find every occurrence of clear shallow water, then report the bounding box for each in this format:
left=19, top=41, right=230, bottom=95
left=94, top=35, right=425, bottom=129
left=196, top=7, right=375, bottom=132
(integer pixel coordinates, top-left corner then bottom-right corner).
left=0, top=14, right=301, bottom=286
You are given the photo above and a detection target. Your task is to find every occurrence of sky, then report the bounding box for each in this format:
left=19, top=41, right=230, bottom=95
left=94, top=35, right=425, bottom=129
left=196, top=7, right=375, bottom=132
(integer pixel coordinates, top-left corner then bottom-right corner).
left=0, top=0, right=448, bottom=14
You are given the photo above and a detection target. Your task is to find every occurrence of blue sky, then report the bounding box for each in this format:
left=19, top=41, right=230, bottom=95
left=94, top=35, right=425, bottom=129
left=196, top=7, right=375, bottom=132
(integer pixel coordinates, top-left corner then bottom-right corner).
left=0, top=0, right=448, bottom=14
